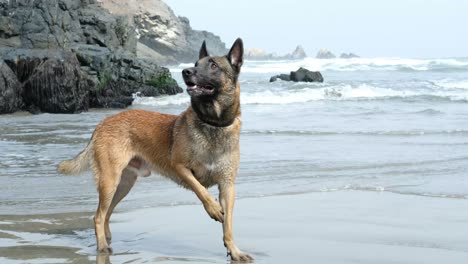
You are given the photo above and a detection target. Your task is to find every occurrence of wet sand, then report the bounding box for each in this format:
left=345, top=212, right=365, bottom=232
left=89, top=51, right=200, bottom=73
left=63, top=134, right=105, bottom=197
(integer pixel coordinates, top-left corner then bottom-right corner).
left=0, top=191, right=467, bottom=263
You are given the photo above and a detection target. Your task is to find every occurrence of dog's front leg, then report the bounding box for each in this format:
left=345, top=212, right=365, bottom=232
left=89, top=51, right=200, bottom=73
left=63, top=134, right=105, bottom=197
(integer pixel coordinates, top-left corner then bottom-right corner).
left=174, top=165, right=224, bottom=222
left=219, top=182, right=254, bottom=262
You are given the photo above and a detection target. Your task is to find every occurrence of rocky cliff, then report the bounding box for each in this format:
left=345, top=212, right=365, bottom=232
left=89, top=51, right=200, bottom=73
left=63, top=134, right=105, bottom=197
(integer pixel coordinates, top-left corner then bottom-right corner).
left=101, top=0, right=227, bottom=65
left=0, top=0, right=182, bottom=114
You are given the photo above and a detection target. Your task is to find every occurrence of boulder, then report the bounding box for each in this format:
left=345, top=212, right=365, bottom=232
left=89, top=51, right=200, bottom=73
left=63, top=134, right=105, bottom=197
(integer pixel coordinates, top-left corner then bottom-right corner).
left=0, top=63, right=22, bottom=114
left=72, top=44, right=182, bottom=108
left=3, top=49, right=88, bottom=113
left=291, top=67, right=323, bottom=82
left=269, top=74, right=290, bottom=82
left=316, top=49, right=336, bottom=59
left=270, top=67, right=323, bottom=83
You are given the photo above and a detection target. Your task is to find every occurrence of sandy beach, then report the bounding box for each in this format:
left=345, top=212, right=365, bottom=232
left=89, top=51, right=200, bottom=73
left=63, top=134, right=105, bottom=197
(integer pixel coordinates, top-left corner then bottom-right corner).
left=1, top=191, right=467, bottom=263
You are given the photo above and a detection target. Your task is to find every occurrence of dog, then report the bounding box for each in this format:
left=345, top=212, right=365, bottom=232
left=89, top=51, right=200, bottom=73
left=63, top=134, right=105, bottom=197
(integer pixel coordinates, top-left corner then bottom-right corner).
left=57, top=38, right=253, bottom=261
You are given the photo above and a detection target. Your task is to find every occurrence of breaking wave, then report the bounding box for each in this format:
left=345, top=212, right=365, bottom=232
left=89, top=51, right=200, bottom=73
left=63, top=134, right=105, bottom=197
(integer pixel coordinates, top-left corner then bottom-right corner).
left=433, top=79, right=468, bottom=90
left=133, top=82, right=468, bottom=106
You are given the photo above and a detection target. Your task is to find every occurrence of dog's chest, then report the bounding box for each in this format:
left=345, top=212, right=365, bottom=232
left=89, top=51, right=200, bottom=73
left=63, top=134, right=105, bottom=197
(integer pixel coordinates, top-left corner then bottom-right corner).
left=189, top=127, right=239, bottom=187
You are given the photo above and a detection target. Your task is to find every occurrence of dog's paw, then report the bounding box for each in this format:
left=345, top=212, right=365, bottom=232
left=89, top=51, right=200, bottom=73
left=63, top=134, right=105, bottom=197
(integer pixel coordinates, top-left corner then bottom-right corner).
left=204, top=198, right=224, bottom=222
left=229, top=250, right=254, bottom=262
left=98, top=245, right=113, bottom=254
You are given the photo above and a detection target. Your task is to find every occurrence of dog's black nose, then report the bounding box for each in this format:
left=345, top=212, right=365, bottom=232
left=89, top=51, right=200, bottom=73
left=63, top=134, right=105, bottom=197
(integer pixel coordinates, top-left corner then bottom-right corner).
left=182, top=68, right=194, bottom=77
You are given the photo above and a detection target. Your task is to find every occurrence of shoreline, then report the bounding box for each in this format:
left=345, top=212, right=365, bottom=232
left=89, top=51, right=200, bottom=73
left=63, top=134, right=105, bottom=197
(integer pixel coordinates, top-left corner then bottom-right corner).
left=1, top=190, right=467, bottom=263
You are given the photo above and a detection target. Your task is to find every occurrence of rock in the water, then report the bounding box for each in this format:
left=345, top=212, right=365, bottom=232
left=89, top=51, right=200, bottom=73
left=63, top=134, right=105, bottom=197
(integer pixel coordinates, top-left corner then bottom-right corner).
left=339, top=52, right=360, bottom=59
left=0, top=63, right=22, bottom=114
left=71, top=44, right=182, bottom=108
left=316, top=49, right=336, bottom=59
left=270, top=67, right=323, bottom=83
left=3, top=49, right=88, bottom=113
left=290, top=67, right=323, bottom=82
left=269, top=74, right=291, bottom=82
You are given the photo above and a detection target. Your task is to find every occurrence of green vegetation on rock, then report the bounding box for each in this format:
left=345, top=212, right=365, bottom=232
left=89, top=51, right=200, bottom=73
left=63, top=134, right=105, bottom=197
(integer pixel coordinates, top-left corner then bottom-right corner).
left=98, top=69, right=112, bottom=91
left=146, top=73, right=177, bottom=88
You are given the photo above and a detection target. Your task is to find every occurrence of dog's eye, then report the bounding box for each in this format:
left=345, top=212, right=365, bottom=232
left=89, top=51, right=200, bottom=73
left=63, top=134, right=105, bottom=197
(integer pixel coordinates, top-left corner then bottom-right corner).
left=210, top=62, right=218, bottom=70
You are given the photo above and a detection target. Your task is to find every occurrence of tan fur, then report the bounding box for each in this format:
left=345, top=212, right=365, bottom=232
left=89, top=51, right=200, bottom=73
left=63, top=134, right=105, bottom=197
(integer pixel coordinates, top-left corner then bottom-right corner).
left=57, top=142, right=92, bottom=175
left=57, top=38, right=253, bottom=261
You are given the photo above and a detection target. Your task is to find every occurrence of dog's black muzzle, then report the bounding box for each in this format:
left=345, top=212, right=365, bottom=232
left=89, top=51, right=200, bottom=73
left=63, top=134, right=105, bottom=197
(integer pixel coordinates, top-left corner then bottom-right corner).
left=182, top=67, right=215, bottom=97
left=182, top=67, right=195, bottom=80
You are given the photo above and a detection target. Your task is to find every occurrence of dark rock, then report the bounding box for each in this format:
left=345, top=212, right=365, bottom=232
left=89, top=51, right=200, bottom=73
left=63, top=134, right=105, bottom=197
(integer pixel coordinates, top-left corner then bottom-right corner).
left=316, top=49, right=336, bottom=59
left=0, top=0, right=135, bottom=52
left=78, top=6, right=137, bottom=53
left=1, top=0, right=83, bottom=49
left=71, top=44, right=111, bottom=70
left=269, top=74, right=291, bottom=82
left=72, top=44, right=182, bottom=108
left=0, top=0, right=182, bottom=114
left=0, top=63, right=22, bottom=114
left=270, top=67, right=323, bottom=83
left=339, top=52, right=360, bottom=59
left=291, top=67, right=323, bottom=82
left=89, top=68, right=182, bottom=109
left=2, top=49, right=88, bottom=113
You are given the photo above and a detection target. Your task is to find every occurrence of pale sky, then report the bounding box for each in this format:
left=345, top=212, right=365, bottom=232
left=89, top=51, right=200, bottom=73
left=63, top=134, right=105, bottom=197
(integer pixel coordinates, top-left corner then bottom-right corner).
left=164, top=0, right=467, bottom=58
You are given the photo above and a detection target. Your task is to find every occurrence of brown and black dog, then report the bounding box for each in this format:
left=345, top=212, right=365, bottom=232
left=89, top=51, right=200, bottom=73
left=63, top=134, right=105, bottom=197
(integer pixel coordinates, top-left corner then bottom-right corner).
left=57, top=38, right=253, bottom=261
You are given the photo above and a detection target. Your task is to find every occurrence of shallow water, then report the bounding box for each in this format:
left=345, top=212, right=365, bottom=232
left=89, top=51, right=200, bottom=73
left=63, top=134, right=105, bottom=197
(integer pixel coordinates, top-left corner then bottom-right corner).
left=1, top=57, right=468, bottom=262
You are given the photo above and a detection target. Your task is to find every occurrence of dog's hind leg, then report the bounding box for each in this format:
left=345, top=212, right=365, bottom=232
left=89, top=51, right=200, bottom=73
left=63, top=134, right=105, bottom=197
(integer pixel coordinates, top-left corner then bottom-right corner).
left=104, top=168, right=138, bottom=243
left=93, top=164, right=124, bottom=254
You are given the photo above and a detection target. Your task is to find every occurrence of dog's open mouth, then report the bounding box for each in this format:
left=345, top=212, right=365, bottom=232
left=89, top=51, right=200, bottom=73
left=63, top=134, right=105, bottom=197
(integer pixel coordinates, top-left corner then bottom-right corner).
left=185, top=81, right=215, bottom=95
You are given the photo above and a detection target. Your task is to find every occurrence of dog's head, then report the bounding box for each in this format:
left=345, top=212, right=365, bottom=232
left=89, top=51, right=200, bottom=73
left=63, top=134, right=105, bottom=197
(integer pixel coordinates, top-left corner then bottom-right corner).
left=182, top=38, right=243, bottom=99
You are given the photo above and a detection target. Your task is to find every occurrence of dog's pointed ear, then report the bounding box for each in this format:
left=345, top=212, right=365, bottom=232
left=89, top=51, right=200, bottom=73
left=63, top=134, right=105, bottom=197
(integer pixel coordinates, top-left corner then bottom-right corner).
left=227, top=38, right=243, bottom=71
left=199, top=40, right=209, bottom=59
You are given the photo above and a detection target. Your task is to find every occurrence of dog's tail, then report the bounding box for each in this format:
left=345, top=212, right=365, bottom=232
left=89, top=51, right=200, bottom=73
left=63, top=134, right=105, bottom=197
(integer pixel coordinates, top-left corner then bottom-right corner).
left=57, top=142, right=92, bottom=175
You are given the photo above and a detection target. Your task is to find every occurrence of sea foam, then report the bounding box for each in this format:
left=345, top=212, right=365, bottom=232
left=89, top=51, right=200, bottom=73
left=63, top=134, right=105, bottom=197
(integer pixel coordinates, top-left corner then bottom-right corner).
left=133, top=82, right=468, bottom=106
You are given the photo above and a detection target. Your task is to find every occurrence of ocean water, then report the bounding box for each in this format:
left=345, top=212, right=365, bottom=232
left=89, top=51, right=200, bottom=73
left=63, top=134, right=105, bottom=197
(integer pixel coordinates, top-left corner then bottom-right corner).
left=1, top=57, right=468, bottom=216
